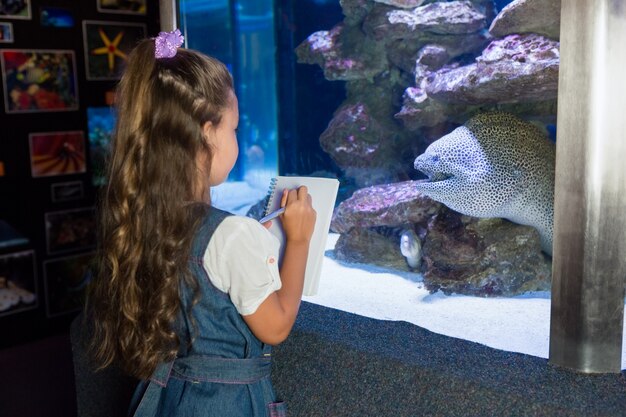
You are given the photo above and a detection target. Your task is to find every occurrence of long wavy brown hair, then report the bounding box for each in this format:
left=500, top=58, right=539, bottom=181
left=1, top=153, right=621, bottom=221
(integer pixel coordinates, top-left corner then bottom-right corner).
left=86, top=39, right=233, bottom=380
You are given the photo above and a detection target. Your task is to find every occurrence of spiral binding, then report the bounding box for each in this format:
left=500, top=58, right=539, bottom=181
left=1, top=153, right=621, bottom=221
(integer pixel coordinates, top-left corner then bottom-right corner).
left=263, top=177, right=278, bottom=216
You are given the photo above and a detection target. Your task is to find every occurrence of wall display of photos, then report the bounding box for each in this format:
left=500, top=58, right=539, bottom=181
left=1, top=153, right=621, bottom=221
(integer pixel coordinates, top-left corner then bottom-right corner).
left=51, top=181, right=84, bottom=203
left=0, top=49, right=79, bottom=113
left=0, top=22, right=14, bottom=43
left=82, top=20, right=146, bottom=80
left=97, top=0, right=146, bottom=15
left=39, top=6, right=75, bottom=28
left=0, top=219, right=29, bottom=249
left=43, top=252, right=93, bottom=317
left=45, top=207, right=96, bottom=255
left=29, top=131, right=87, bottom=177
left=87, top=106, right=116, bottom=185
left=0, top=0, right=158, bottom=348
left=0, top=0, right=31, bottom=20
left=0, top=250, right=38, bottom=318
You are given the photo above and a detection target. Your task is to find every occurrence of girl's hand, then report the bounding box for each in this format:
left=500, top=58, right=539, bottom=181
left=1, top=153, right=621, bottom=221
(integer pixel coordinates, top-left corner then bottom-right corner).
left=280, top=186, right=316, bottom=244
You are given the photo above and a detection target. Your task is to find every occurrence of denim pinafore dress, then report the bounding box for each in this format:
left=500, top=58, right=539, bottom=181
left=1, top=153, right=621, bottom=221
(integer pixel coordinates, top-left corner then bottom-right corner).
left=129, top=207, right=286, bottom=417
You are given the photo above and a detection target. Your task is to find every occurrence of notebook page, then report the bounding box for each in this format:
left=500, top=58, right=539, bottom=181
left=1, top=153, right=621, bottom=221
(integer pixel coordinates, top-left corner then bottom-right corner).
left=264, top=176, right=339, bottom=296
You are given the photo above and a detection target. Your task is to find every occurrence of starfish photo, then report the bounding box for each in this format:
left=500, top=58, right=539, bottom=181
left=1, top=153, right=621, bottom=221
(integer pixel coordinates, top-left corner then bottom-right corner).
left=91, top=27, right=126, bottom=72
left=82, top=21, right=145, bottom=80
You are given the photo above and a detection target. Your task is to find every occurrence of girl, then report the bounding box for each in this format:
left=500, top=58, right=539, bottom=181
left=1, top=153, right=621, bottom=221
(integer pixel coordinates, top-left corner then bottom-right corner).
left=86, top=30, right=316, bottom=417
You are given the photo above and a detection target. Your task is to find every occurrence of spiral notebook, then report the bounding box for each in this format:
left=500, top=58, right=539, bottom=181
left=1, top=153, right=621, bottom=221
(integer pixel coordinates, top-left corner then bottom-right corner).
left=263, top=176, right=340, bottom=296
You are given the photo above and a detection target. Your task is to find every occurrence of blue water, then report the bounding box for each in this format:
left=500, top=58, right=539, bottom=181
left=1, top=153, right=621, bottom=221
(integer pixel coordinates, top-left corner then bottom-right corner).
left=180, top=0, right=278, bottom=188
left=40, top=7, right=75, bottom=28
left=87, top=107, right=116, bottom=186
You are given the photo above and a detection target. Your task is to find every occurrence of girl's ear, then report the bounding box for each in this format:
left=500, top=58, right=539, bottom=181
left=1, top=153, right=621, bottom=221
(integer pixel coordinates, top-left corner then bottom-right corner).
left=202, top=121, right=214, bottom=144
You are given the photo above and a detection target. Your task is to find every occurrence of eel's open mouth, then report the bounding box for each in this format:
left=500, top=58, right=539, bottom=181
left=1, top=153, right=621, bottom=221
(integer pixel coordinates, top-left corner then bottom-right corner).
left=415, top=169, right=453, bottom=184
left=414, top=154, right=453, bottom=184
left=416, top=171, right=454, bottom=190
left=427, top=172, right=452, bottom=182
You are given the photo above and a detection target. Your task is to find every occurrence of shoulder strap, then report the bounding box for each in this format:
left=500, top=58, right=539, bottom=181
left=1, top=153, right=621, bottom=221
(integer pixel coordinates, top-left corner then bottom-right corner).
left=189, top=205, right=232, bottom=257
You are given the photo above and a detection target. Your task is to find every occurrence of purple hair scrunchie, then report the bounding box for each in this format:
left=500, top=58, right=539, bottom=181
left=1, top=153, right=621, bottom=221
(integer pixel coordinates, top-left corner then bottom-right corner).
left=154, top=29, right=184, bottom=59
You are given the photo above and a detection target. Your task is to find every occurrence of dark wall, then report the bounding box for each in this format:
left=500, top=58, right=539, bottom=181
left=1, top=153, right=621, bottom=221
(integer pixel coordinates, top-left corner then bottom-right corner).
left=0, top=0, right=160, bottom=348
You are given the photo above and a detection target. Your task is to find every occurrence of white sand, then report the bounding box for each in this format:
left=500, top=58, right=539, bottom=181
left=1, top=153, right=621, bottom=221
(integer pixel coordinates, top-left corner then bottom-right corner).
left=305, top=234, right=626, bottom=370
left=214, top=181, right=626, bottom=370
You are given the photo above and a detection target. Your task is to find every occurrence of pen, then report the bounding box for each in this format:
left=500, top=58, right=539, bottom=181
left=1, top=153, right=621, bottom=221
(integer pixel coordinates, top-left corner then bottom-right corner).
left=259, top=207, right=286, bottom=224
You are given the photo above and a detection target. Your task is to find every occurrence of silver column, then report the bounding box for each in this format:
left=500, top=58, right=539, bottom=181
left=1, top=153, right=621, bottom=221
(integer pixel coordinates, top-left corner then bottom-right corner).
left=550, top=0, right=626, bottom=373
left=159, top=0, right=178, bottom=32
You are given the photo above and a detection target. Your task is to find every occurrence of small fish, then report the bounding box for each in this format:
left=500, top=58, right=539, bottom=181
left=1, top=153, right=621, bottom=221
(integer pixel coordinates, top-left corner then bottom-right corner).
left=24, top=67, right=49, bottom=84
left=400, top=229, right=421, bottom=269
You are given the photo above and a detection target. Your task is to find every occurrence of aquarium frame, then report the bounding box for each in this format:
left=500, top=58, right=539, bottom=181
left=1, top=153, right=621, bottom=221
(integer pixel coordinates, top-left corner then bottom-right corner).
left=550, top=0, right=626, bottom=373
left=159, top=0, right=177, bottom=32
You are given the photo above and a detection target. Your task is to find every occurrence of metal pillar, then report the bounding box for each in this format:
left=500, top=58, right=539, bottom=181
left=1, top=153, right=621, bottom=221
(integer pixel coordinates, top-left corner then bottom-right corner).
left=159, top=0, right=178, bottom=32
left=549, top=0, right=626, bottom=373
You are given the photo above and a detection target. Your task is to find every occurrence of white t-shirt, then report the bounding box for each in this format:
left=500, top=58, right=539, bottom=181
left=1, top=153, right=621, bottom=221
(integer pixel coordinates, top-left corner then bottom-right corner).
left=203, top=215, right=282, bottom=315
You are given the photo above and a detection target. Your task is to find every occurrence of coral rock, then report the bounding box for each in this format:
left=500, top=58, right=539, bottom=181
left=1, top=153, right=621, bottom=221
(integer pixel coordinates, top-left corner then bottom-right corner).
left=386, top=32, right=489, bottom=74
left=330, top=180, right=441, bottom=233
left=373, top=0, right=426, bottom=8
left=296, top=24, right=387, bottom=81
left=363, top=1, right=487, bottom=40
left=425, top=33, right=560, bottom=104
left=489, top=0, right=561, bottom=41
left=334, top=227, right=410, bottom=270
left=319, top=103, right=399, bottom=172
left=421, top=208, right=552, bottom=296
left=340, top=0, right=376, bottom=26
left=396, top=89, right=558, bottom=130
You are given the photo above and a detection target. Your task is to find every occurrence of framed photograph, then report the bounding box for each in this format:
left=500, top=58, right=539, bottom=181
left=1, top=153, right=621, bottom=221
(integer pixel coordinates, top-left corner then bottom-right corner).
left=87, top=106, right=116, bottom=186
left=29, top=131, right=87, bottom=178
left=97, top=0, right=146, bottom=15
left=1, top=49, right=79, bottom=113
left=40, top=6, right=75, bottom=28
left=0, top=219, right=29, bottom=249
left=83, top=20, right=146, bottom=80
left=43, top=252, right=93, bottom=317
left=45, top=207, right=96, bottom=255
left=0, top=0, right=31, bottom=20
left=0, top=250, right=37, bottom=318
left=0, top=22, right=14, bottom=43
left=51, top=181, right=84, bottom=203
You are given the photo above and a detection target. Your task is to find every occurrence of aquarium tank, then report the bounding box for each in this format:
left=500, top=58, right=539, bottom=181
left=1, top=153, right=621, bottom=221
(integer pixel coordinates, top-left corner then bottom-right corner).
left=179, top=0, right=626, bottom=367
left=180, top=0, right=280, bottom=213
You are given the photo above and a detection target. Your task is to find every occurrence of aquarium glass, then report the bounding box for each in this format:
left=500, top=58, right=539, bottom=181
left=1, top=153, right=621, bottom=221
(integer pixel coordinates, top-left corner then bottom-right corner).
left=180, top=0, right=625, bottom=367
left=180, top=0, right=279, bottom=213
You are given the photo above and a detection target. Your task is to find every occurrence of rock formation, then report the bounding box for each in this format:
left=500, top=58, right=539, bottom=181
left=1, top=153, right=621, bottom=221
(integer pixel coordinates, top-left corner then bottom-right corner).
left=298, top=0, right=560, bottom=296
